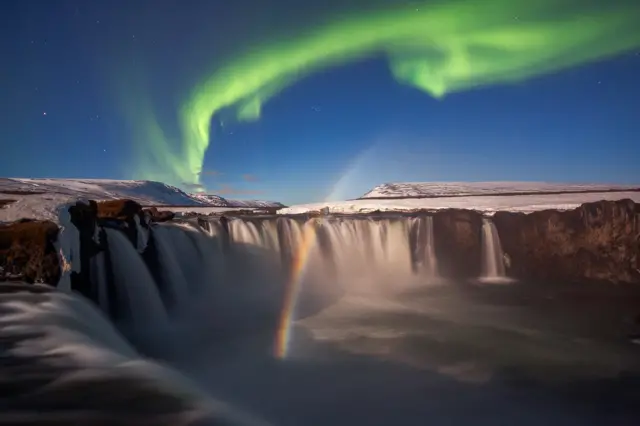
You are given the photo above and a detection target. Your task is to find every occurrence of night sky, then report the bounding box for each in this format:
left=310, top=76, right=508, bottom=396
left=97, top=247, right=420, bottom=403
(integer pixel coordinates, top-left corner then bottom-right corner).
left=2, top=0, right=639, bottom=204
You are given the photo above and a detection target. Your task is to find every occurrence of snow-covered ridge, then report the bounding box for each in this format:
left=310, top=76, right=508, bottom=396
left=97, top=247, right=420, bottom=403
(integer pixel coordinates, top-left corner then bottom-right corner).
left=0, top=178, right=284, bottom=222
left=1, top=178, right=208, bottom=205
left=281, top=181, right=640, bottom=215
left=360, top=182, right=640, bottom=199
left=281, top=191, right=640, bottom=216
left=188, top=193, right=284, bottom=208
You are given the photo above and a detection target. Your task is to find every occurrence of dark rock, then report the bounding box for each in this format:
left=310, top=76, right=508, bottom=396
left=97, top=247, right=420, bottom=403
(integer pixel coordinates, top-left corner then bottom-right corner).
left=433, top=209, right=484, bottom=280
left=96, top=200, right=145, bottom=247
left=492, top=199, right=640, bottom=284
left=67, top=201, right=102, bottom=300
left=0, top=220, right=60, bottom=285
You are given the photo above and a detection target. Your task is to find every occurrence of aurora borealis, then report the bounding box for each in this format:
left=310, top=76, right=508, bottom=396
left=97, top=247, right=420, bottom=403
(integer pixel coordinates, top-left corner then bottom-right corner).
left=172, top=0, right=640, bottom=188
left=3, top=0, right=640, bottom=202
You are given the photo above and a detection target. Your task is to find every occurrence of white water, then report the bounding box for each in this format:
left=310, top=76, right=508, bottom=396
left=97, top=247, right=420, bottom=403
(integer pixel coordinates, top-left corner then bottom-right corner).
left=410, top=216, right=439, bottom=277
left=7, top=215, right=640, bottom=425
left=0, top=284, right=269, bottom=426
left=104, top=228, right=169, bottom=333
left=219, top=216, right=441, bottom=293
left=150, top=224, right=192, bottom=311
left=479, top=218, right=510, bottom=283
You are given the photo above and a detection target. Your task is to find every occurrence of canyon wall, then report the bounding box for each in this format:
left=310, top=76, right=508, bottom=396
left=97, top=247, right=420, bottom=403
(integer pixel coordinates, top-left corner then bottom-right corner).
left=492, top=199, right=640, bottom=284
left=431, top=208, right=484, bottom=280
left=1, top=199, right=638, bottom=292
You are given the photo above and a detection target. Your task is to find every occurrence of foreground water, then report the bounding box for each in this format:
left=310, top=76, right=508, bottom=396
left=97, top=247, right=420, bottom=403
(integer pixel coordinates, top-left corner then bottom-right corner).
left=2, top=279, right=640, bottom=425
left=168, top=281, right=640, bottom=426
left=4, top=213, right=640, bottom=424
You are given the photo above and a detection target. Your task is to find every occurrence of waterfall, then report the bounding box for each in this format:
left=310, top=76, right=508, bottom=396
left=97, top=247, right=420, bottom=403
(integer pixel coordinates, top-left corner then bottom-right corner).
left=91, top=251, right=110, bottom=315
left=151, top=225, right=193, bottom=311
left=215, top=216, right=441, bottom=299
left=479, top=218, right=510, bottom=283
left=409, top=216, right=439, bottom=277
left=104, top=228, right=169, bottom=331
left=83, top=215, right=447, bottom=335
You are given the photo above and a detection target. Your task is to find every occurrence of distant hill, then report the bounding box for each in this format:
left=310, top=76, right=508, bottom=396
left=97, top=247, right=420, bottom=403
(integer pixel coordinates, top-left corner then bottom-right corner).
left=359, top=182, right=640, bottom=199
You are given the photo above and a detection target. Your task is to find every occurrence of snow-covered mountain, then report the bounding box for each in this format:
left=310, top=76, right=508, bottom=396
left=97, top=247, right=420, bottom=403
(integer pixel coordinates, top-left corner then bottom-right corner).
left=188, top=193, right=285, bottom=208
left=186, top=193, right=228, bottom=207
left=0, top=178, right=210, bottom=205
left=0, top=178, right=284, bottom=222
left=360, top=182, right=640, bottom=199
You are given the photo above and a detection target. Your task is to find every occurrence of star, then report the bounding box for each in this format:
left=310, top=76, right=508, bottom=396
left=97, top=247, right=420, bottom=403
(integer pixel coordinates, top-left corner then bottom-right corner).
left=42, top=112, right=47, bottom=116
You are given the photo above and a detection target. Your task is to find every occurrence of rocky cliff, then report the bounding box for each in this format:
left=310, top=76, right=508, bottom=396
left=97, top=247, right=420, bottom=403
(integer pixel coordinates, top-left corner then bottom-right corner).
left=492, top=199, right=640, bottom=284
left=432, top=208, right=484, bottom=280
left=0, top=219, right=60, bottom=284
left=1, top=199, right=638, bottom=292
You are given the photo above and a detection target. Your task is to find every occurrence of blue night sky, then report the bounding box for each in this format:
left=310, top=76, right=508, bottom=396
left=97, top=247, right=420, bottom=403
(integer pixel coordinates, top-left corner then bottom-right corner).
left=1, top=0, right=639, bottom=205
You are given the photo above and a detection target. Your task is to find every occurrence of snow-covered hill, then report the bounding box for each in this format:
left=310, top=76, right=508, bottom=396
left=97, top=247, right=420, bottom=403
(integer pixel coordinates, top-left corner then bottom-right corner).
left=186, top=193, right=228, bottom=207
left=0, top=178, right=284, bottom=222
left=1, top=178, right=208, bottom=205
left=280, top=181, right=640, bottom=215
left=188, top=193, right=285, bottom=208
left=225, top=199, right=285, bottom=208
left=360, top=182, right=640, bottom=199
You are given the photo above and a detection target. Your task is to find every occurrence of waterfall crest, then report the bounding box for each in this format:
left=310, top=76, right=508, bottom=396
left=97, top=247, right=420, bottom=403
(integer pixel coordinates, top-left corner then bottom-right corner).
left=479, top=218, right=512, bottom=284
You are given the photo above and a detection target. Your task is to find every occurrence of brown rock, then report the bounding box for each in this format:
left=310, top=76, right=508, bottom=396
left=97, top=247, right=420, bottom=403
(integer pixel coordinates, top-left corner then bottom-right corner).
left=492, top=199, right=640, bottom=284
left=0, top=199, right=16, bottom=208
left=0, top=219, right=60, bottom=284
left=143, top=207, right=175, bottom=222
left=97, top=199, right=143, bottom=221
left=433, top=209, right=484, bottom=279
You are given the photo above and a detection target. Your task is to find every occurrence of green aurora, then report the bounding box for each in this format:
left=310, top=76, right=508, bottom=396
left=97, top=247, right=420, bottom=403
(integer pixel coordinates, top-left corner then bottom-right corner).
left=134, top=0, right=640, bottom=187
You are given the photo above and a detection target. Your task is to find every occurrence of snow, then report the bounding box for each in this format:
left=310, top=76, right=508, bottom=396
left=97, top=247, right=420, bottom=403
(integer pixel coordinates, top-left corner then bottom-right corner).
left=0, top=178, right=283, bottom=223
left=280, top=181, right=640, bottom=215
left=188, top=193, right=228, bottom=207
left=281, top=190, right=640, bottom=215
left=189, top=193, right=285, bottom=208
left=2, top=178, right=209, bottom=205
left=361, top=182, right=640, bottom=199
left=2, top=179, right=638, bottom=221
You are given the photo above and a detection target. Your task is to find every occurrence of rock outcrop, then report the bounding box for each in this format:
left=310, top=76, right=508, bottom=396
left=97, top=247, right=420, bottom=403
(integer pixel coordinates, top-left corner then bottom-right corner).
left=143, top=206, right=175, bottom=222
left=0, top=219, right=60, bottom=284
left=493, top=199, right=640, bottom=284
left=432, top=209, right=484, bottom=280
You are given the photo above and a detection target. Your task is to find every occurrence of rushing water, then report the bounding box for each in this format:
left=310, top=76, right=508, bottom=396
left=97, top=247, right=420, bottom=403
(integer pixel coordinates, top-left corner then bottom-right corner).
left=479, top=218, right=512, bottom=284
left=3, top=215, right=640, bottom=425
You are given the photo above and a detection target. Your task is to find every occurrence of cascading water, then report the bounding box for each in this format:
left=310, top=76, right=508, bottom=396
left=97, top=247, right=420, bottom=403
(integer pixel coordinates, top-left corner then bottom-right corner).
left=148, top=224, right=191, bottom=310
left=479, top=218, right=511, bottom=283
left=409, top=216, right=439, bottom=277
left=104, top=228, right=169, bottom=332
left=11, top=212, right=635, bottom=426
left=82, top=215, right=444, bottom=334
left=214, top=216, right=441, bottom=298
